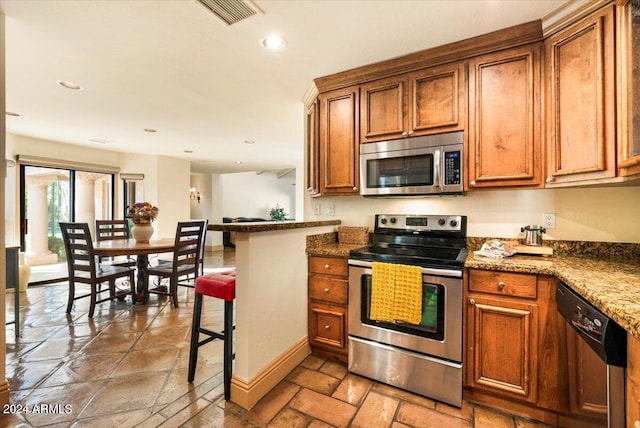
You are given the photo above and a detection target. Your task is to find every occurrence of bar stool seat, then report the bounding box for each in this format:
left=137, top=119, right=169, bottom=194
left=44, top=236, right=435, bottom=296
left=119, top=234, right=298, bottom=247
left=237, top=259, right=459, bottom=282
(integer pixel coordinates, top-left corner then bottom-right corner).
left=188, top=272, right=236, bottom=400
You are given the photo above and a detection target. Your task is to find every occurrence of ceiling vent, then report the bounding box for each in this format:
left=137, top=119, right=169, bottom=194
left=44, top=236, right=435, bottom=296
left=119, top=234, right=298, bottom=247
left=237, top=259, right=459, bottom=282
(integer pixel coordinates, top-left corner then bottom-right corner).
left=196, top=0, right=263, bottom=26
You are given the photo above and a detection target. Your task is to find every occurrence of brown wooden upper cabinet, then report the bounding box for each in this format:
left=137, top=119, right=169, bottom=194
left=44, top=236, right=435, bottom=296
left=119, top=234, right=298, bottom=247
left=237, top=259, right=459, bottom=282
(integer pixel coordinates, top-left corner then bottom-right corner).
left=617, top=0, right=640, bottom=178
left=360, top=61, right=466, bottom=144
left=318, top=86, right=360, bottom=195
left=467, top=43, right=543, bottom=189
left=545, top=4, right=616, bottom=185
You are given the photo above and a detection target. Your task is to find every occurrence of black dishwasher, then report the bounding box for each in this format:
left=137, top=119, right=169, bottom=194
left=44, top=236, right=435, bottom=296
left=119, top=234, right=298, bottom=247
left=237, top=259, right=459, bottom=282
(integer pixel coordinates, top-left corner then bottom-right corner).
left=556, top=281, right=627, bottom=428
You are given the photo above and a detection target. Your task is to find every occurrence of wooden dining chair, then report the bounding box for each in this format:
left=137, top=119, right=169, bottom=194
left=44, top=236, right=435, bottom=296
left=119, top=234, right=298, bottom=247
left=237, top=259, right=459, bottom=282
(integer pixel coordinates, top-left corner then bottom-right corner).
left=60, top=222, right=136, bottom=318
left=146, top=220, right=205, bottom=307
left=95, top=219, right=136, bottom=269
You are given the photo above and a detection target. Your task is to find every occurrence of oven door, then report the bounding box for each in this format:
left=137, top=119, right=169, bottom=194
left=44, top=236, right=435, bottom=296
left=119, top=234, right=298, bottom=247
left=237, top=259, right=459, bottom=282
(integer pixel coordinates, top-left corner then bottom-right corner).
left=359, top=146, right=441, bottom=196
left=348, top=260, right=462, bottom=362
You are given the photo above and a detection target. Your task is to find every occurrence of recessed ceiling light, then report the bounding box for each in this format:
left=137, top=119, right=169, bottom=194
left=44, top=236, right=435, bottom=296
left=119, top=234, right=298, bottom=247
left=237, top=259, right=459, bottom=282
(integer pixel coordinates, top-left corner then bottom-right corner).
left=5, top=112, right=20, bottom=117
left=144, top=128, right=157, bottom=133
left=184, top=150, right=193, bottom=154
left=56, top=80, right=83, bottom=90
left=262, top=35, right=287, bottom=50
left=89, top=138, right=110, bottom=144
left=235, top=161, right=243, bottom=165
left=244, top=139, right=255, bottom=144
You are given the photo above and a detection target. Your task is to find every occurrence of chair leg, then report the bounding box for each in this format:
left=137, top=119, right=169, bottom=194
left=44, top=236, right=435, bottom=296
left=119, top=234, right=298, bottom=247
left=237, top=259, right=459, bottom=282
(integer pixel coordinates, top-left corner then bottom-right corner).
left=66, top=281, right=75, bottom=314
left=89, top=283, right=97, bottom=318
left=188, top=292, right=204, bottom=383
left=223, top=299, right=234, bottom=401
left=171, top=276, right=179, bottom=308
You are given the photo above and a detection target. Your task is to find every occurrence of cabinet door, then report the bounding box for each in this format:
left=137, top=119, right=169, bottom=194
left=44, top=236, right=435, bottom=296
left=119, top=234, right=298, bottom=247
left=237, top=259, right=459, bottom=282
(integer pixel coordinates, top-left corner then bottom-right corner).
left=627, top=334, right=640, bottom=428
left=545, top=5, right=616, bottom=185
left=305, top=99, right=320, bottom=196
left=309, top=302, right=347, bottom=352
left=319, top=86, right=360, bottom=194
left=360, top=76, right=407, bottom=143
left=409, top=61, right=466, bottom=134
left=467, top=294, right=538, bottom=403
left=468, top=43, right=542, bottom=188
left=617, top=0, right=640, bottom=177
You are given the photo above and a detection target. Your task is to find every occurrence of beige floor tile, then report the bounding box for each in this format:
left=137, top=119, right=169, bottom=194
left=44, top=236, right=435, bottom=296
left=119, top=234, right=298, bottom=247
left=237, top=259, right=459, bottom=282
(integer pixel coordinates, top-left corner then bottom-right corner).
left=351, top=390, right=399, bottom=428
left=289, top=388, right=357, bottom=428
left=299, top=354, right=326, bottom=370
left=72, top=408, right=156, bottom=428
left=22, top=337, right=92, bottom=362
left=331, top=373, right=374, bottom=406
left=372, top=382, right=438, bottom=409
left=242, top=380, right=301, bottom=426
left=81, top=332, right=138, bottom=354
left=134, top=325, right=190, bottom=350
left=285, top=366, right=341, bottom=395
left=40, top=352, right=126, bottom=387
left=267, top=408, right=311, bottom=427
left=319, top=359, right=348, bottom=379
left=473, top=405, right=516, bottom=428
left=160, top=397, right=212, bottom=427
left=396, top=401, right=472, bottom=428
left=111, top=347, right=180, bottom=377
left=6, top=359, right=63, bottom=390
left=180, top=403, right=254, bottom=427
left=79, top=371, right=168, bottom=418
left=435, top=399, right=475, bottom=422
left=21, top=381, right=104, bottom=426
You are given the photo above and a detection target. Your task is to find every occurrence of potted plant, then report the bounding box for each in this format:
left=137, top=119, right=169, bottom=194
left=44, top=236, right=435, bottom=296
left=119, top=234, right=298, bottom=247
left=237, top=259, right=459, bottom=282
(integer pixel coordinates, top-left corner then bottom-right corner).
left=269, top=204, right=288, bottom=221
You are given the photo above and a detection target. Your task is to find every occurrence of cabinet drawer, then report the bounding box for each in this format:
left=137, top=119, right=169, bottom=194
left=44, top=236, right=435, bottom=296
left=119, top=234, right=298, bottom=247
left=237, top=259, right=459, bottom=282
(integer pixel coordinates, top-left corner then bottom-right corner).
left=469, top=270, right=537, bottom=299
left=309, top=302, right=347, bottom=350
left=308, top=256, right=348, bottom=277
left=309, top=276, right=348, bottom=305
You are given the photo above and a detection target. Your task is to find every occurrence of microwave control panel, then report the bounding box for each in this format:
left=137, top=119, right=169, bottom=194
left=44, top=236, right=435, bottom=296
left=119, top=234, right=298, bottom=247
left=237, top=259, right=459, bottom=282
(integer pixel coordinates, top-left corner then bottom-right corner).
left=444, top=151, right=461, bottom=185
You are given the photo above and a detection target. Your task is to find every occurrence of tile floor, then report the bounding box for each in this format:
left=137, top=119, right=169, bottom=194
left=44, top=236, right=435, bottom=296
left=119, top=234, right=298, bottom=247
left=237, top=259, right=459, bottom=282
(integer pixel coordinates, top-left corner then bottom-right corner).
left=2, top=249, right=553, bottom=427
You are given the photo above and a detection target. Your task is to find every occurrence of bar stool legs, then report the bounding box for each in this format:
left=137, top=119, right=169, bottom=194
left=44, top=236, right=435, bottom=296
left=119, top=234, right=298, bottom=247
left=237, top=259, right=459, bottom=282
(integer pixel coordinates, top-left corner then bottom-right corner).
left=188, top=274, right=236, bottom=401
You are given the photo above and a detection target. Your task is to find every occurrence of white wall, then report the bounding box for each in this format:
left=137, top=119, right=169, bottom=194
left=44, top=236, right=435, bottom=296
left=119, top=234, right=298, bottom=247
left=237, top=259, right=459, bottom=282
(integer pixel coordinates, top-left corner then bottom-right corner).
left=303, top=186, right=640, bottom=243
left=221, top=171, right=296, bottom=220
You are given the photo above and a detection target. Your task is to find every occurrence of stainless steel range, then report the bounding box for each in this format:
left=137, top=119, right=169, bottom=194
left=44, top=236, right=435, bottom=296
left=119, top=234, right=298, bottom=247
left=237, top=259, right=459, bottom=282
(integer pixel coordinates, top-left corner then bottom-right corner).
left=348, top=214, right=467, bottom=407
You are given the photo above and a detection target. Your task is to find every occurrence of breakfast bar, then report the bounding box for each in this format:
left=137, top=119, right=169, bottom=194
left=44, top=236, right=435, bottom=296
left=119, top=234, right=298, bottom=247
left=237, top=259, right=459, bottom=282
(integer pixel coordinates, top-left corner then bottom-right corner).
left=208, top=219, right=340, bottom=409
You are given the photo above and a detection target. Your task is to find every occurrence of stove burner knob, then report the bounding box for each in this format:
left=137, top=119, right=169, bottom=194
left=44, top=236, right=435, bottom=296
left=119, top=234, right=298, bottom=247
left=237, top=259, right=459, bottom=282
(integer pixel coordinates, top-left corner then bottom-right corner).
left=390, top=217, right=397, bottom=224
left=380, top=218, right=388, bottom=225
left=450, top=219, right=458, bottom=227
left=438, top=218, right=446, bottom=226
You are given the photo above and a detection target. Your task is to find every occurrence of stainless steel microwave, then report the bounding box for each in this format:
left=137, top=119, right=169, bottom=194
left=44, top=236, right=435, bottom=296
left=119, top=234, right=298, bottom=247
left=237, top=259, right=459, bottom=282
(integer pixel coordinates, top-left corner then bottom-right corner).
left=359, top=131, right=464, bottom=197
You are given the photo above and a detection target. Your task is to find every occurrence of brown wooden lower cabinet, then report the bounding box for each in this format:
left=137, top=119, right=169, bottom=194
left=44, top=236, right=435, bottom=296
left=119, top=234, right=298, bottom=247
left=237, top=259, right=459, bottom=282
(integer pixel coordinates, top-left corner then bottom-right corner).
left=628, top=334, right=640, bottom=428
left=308, top=255, right=348, bottom=362
left=464, top=269, right=612, bottom=427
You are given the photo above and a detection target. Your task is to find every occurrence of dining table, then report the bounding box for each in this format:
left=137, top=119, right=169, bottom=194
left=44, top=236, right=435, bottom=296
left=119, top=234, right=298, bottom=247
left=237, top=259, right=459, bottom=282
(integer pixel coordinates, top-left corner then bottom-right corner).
left=92, top=238, right=176, bottom=302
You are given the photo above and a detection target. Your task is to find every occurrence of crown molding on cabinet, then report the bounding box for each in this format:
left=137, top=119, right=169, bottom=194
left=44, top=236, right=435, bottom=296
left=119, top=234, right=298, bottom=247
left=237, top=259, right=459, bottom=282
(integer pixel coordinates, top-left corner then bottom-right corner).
left=541, top=0, right=614, bottom=37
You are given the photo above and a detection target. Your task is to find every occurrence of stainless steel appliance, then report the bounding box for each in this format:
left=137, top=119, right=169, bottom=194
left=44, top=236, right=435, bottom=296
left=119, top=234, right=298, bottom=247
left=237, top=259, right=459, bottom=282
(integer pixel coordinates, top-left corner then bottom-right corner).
left=556, top=282, right=627, bottom=428
left=348, top=214, right=468, bottom=407
left=359, top=132, right=464, bottom=197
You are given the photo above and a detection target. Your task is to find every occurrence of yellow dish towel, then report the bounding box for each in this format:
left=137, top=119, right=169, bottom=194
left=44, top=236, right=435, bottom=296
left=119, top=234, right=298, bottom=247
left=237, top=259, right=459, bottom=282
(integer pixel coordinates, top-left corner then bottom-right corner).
left=393, top=264, right=423, bottom=325
left=370, top=262, right=396, bottom=322
left=370, top=262, right=423, bottom=325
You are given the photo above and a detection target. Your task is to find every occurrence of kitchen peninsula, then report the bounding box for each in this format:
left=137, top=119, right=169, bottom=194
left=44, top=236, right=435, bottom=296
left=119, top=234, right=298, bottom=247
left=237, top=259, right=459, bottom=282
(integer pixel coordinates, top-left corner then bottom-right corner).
left=207, top=220, right=340, bottom=409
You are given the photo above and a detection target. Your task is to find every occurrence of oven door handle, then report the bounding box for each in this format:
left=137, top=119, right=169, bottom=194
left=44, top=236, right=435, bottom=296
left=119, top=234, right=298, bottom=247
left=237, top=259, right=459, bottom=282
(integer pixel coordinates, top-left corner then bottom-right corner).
left=348, top=259, right=462, bottom=278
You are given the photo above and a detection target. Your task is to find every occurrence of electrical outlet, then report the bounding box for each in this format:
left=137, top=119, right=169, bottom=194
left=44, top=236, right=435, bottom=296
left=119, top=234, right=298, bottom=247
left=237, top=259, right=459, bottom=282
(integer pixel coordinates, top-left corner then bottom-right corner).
left=327, top=203, right=335, bottom=216
left=543, top=213, right=556, bottom=229
left=313, top=203, right=320, bottom=216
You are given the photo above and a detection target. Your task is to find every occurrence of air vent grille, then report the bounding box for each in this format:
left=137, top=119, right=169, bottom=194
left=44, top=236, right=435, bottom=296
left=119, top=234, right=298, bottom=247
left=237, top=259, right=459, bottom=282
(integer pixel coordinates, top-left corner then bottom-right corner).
left=196, top=0, right=262, bottom=25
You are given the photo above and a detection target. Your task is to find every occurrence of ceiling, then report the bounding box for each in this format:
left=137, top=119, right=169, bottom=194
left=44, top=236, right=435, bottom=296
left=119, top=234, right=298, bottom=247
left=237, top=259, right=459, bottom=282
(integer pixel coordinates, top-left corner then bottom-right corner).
left=1, top=0, right=566, bottom=174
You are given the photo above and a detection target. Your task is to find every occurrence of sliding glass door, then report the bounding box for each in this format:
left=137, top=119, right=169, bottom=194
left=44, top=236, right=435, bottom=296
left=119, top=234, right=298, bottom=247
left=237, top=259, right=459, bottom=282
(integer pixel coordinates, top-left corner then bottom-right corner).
left=20, top=165, right=115, bottom=285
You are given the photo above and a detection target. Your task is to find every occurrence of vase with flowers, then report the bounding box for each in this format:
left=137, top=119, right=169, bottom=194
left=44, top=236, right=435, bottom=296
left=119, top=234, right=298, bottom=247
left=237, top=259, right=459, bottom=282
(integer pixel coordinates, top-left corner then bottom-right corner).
left=127, top=202, right=159, bottom=243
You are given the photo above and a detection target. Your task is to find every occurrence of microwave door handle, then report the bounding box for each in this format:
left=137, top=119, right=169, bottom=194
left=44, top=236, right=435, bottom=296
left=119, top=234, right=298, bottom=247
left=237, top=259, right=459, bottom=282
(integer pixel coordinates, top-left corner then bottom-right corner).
left=433, top=149, right=442, bottom=190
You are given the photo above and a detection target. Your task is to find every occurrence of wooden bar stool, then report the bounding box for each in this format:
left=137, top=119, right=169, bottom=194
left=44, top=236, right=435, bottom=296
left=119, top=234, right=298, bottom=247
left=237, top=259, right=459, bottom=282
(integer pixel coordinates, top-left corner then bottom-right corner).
left=188, top=271, right=236, bottom=400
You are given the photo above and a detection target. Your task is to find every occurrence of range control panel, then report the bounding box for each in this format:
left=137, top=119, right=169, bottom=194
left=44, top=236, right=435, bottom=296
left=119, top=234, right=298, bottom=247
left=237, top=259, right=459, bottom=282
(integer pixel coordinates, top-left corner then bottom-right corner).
left=375, top=214, right=466, bottom=233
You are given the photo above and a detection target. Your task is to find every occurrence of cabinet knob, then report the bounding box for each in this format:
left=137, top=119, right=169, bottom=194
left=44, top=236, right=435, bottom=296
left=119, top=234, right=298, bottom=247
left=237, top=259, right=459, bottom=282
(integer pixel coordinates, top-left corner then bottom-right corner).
left=546, top=177, right=554, bottom=184
left=634, top=421, right=640, bottom=428
left=470, top=181, right=476, bottom=187
left=408, top=130, right=414, bottom=136
left=469, top=298, right=475, bottom=305
left=324, top=288, right=330, bottom=293
left=402, top=131, right=408, bottom=137
left=324, top=325, right=331, bottom=330
left=498, top=281, right=506, bottom=289
left=324, top=264, right=330, bottom=269
left=353, top=186, right=357, bottom=191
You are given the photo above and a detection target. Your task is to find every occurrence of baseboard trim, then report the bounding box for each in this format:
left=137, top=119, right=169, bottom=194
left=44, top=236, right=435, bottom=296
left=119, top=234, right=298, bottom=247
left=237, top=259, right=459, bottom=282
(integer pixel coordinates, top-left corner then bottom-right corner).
left=230, top=337, right=310, bottom=410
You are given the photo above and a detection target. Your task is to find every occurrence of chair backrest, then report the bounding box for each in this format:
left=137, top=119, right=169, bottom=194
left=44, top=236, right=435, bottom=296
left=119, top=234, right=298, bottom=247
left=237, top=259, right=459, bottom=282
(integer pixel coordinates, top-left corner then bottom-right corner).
left=192, top=218, right=209, bottom=273
left=60, top=222, right=98, bottom=282
left=96, top=219, right=130, bottom=241
left=171, top=220, right=205, bottom=276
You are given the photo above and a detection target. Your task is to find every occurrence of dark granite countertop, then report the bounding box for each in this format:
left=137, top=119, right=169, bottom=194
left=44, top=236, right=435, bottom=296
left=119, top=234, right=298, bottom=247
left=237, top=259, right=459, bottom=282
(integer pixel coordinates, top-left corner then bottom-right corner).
left=209, top=220, right=341, bottom=233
